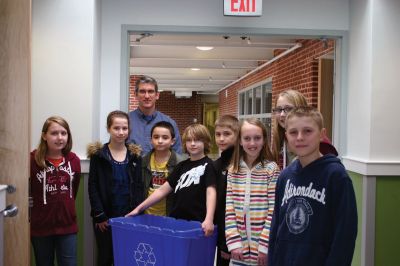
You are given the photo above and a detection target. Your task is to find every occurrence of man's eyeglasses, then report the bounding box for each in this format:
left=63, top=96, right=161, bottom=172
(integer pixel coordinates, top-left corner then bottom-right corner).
left=272, top=106, right=294, bottom=114
left=137, top=89, right=156, bottom=95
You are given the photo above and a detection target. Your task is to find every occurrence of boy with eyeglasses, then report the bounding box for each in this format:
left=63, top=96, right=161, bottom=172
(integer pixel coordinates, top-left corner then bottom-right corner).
left=129, top=75, right=182, bottom=155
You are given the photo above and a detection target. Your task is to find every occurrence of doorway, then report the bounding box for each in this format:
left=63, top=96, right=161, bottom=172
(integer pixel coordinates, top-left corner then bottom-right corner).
left=121, top=26, right=345, bottom=155
left=203, top=103, right=219, bottom=156
left=318, top=57, right=334, bottom=140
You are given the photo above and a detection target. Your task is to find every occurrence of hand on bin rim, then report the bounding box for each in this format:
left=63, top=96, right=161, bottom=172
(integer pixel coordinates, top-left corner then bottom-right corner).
left=201, top=219, right=214, bottom=237
left=125, top=208, right=140, bottom=217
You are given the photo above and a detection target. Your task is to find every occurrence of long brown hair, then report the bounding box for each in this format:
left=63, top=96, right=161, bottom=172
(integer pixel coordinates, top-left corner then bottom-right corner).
left=35, top=116, right=73, bottom=168
left=231, top=118, right=274, bottom=172
left=271, top=90, right=308, bottom=162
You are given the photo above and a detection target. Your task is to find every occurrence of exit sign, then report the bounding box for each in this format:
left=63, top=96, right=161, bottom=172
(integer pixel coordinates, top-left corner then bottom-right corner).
left=224, top=0, right=262, bottom=16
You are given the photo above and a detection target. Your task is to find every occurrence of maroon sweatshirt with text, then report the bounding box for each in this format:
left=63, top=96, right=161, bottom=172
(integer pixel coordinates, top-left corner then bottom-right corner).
left=30, top=150, right=81, bottom=237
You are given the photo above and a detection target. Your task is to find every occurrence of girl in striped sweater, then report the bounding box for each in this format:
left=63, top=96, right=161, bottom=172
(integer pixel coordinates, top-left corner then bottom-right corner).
left=225, top=118, right=280, bottom=266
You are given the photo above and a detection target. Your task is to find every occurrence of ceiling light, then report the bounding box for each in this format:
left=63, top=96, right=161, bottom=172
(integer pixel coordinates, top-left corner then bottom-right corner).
left=196, top=46, right=214, bottom=51
left=191, top=68, right=200, bottom=71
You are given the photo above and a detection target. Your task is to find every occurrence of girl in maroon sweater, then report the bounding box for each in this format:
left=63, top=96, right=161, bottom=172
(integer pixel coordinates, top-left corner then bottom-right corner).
left=30, top=116, right=81, bottom=266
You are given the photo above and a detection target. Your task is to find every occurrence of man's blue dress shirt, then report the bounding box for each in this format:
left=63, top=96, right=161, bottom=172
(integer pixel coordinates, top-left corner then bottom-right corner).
left=129, top=108, right=182, bottom=155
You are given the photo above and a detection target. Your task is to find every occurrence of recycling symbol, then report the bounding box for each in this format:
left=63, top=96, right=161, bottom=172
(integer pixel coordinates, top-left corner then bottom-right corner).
left=134, top=243, right=157, bottom=266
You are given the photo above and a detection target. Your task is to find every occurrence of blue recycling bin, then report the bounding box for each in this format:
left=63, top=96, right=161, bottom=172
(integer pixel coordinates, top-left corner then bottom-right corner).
left=109, top=215, right=217, bottom=266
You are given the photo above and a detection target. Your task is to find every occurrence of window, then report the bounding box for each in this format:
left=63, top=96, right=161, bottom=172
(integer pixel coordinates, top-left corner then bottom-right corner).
left=238, top=80, right=273, bottom=142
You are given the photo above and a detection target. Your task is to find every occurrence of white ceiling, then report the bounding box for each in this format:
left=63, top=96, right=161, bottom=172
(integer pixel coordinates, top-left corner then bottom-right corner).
left=129, top=33, right=297, bottom=95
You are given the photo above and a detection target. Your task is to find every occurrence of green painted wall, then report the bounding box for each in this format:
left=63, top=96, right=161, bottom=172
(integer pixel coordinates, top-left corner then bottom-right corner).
left=31, top=175, right=85, bottom=266
left=375, top=176, right=400, bottom=266
left=348, top=171, right=363, bottom=266
left=348, top=172, right=400, bottom=266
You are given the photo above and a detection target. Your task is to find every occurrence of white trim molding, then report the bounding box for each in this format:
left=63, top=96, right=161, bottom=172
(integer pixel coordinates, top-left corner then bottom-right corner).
left=342, top=156, right=400, bottom=176
left=81, top=158, right=90, bottom=174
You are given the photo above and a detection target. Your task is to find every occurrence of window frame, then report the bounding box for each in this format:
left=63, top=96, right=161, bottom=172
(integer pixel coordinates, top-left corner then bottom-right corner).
left=237, top=78, right=273, bottom=141
left=237, top=78, right=272, bottom=120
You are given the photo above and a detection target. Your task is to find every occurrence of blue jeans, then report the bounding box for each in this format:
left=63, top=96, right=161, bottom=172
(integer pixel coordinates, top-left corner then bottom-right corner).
left=31, top=233, right=77, bottom=266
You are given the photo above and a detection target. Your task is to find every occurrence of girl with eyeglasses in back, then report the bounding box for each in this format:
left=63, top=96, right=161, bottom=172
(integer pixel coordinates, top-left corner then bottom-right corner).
left=271, top=89, right=338, bottom=169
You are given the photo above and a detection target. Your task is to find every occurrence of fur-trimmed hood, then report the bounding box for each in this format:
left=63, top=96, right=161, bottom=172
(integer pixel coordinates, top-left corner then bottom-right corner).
left=86, top=141, right=141, bottom=158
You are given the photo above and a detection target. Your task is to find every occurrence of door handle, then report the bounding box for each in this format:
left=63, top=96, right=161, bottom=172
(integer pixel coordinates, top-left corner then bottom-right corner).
left=3, top=204, right=18, bottom=217
left=6, top=185, right=16, bottom=194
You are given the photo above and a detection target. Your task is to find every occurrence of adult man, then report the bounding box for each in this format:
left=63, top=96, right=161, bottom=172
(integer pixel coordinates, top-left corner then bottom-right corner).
left=129, top=75, right=182, bottom=155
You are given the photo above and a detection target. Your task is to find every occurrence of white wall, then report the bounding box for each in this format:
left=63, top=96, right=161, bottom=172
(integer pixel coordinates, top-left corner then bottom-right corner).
left=32, top=0, right=97, bottom=157
left=347, top=0, right=373, bottom=159
left=370, top=0, right=400, bottom=160
left=345, top=0, right=400, bottom=172
left=92, top=0, right=102, bottom=142
left=98, top=0, right=350, bottom=140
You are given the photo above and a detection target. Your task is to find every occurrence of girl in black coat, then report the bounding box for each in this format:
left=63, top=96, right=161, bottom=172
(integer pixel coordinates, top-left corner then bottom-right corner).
left=87, top=110, right=143, bottom=266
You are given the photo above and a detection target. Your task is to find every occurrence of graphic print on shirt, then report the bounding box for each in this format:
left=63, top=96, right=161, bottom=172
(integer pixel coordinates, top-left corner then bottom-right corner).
left=151, top=170, right=168, bottom=189
left=282, top=179, right=326, bottom=234
left=175, top=163, right=207, bottom=192
left=36, top=162, right=75, bottom=204
left=282, top=179, right=326, bottom=205
left=286, top=197, right=313, bottom=234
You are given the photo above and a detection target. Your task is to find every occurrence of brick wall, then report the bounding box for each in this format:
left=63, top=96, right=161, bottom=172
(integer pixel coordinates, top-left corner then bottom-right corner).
left=157, top=91, right=203, bottom=136
left=129, top=75, right=203, bottom=136
left=219, top=39, right=335, bottom=116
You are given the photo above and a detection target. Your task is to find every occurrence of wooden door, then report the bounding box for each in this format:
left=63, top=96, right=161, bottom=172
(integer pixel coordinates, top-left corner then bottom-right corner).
left=0, top=0, right=31, bottom=265
left=203, top=103, right=219, bottom=156
left=318, top=58, right=334, bottom=140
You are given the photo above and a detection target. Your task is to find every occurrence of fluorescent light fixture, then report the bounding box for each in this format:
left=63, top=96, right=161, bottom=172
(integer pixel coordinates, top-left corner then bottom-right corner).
left=191, top=68, right=200, bottom=71
left=175, top=91, right=192, bottom=98
left=196, top=46, right=214, bottom=51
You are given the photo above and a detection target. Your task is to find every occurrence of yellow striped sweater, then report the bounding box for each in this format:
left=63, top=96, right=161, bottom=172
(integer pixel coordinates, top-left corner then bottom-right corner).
left=225, top=159, right=280, bottom=265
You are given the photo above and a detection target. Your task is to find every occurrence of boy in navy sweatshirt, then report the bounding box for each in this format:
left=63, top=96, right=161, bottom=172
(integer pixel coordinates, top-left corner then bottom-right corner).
left=268, top=107, right=357, bottom=266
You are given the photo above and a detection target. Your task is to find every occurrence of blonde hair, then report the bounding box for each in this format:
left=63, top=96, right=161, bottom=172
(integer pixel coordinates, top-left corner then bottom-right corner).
left=182, top=124, right=212, bottom=155
left=285, top=106, right=324, bottom=130
left=231, top=118, right=274, bottom=172
left=35, top=116, right=73, bottom=168
left=215, top=115, right=239, bottom=135
left=271, top=89, right=308, bottom=162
